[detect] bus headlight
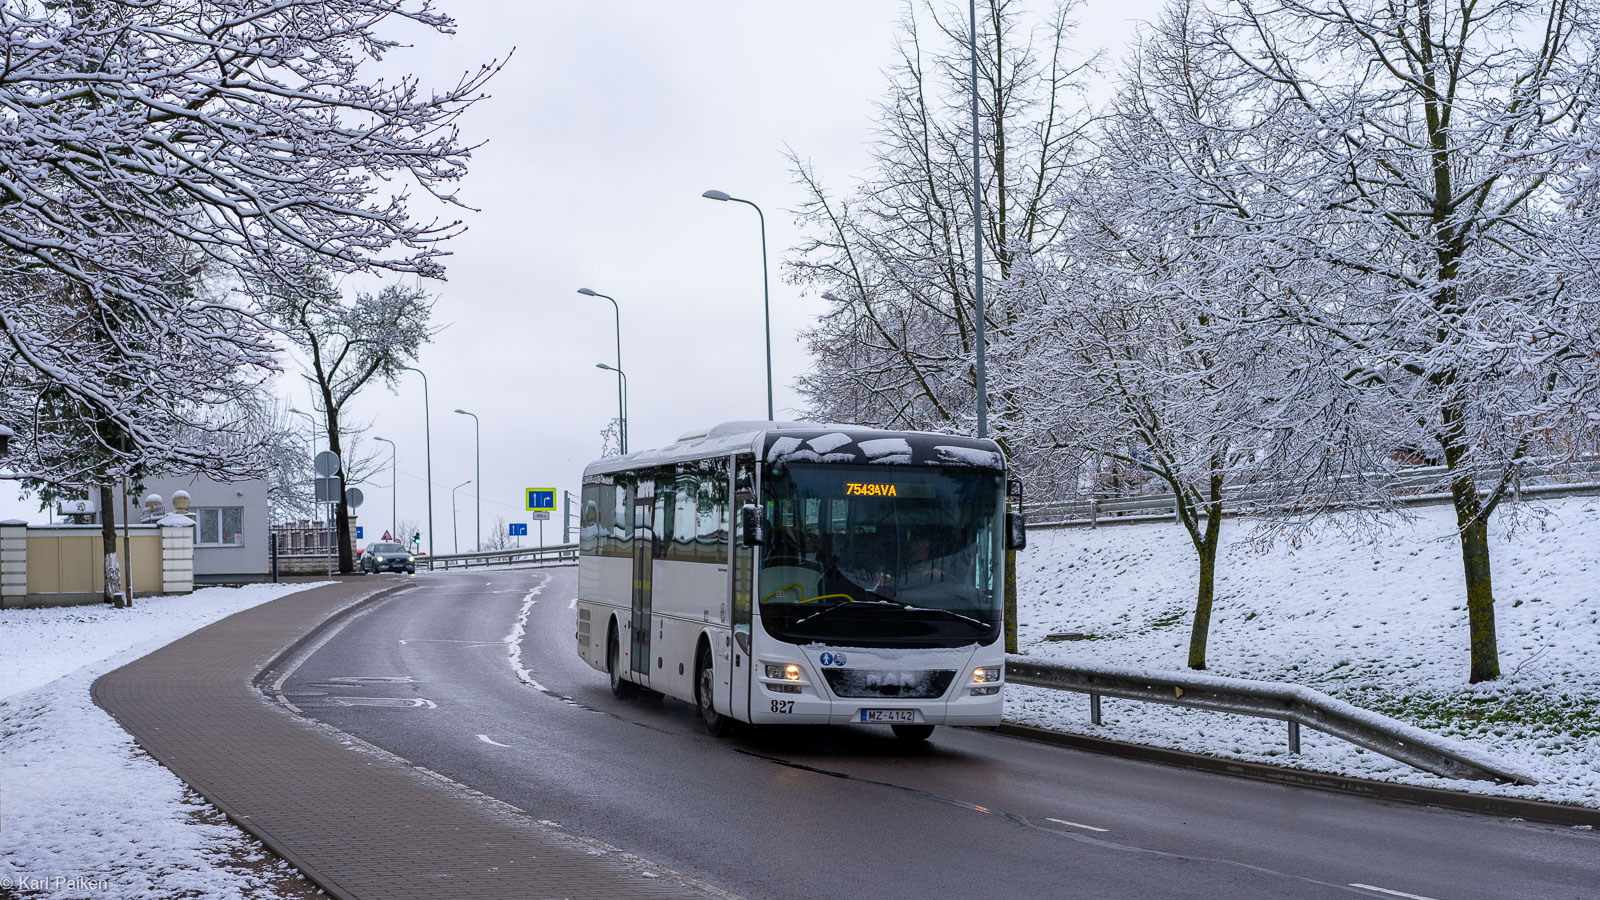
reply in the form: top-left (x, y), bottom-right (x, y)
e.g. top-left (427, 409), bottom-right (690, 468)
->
top-left (765, 663), bottom-right (803, 682)
top-left (971, 666), bottom-right (1001, 684)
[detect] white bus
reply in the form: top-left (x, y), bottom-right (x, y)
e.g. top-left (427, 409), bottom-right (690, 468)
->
top-left (575, 421), bottom-right (1024, 741)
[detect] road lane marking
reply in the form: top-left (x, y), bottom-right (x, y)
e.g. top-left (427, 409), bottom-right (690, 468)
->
top-left (1349, 885), bottom-right (1441, 900)
top-left (398, 639), bottom-right (500, 646)
top-left (569, 597), bottom-right (577, 609)
top-left (1045, 817), bottom-right (1108, 833)
top-left (476, 734), bottom-right (511, 748)
top-left (328, 696), bottom-right (437, 709)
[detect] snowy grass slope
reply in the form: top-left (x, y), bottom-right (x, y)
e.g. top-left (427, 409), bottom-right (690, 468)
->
top-left (1, 585), bottom-right (325, 898)
top-left (1007, 496), bottom-right (1600, 808)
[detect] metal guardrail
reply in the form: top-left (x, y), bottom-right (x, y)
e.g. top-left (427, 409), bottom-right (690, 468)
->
top-left (1005, 659), bottom-right (1537, 785)
top-left (1030, 458), bottom-right (1600, 527)
top-left (424, 544), bottom-right (579, 571)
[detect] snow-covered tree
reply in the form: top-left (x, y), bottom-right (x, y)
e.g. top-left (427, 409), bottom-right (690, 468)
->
top-left (787, 0), bottom-right (1095, 453)
top-left (1004, 1), bottom-right (1395, 669)
top-left (270, 274), bottom-right (434, 573)
top-left (0, 0), bottom-right (494, 492)
top-left (1195, 0), bottom-right (1600, 682)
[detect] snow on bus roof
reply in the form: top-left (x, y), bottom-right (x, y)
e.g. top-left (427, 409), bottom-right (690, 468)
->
top-left (584, 422), bottom-right (1005, 479)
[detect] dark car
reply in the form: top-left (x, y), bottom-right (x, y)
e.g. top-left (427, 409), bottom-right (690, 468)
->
top-left (360, 541), bottom-right (415, 574)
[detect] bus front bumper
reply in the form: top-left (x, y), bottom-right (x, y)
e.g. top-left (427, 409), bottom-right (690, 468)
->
top-left (749, 685), bottom-right (1004, 727)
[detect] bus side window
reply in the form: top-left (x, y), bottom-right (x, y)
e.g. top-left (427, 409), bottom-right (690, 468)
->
top-left (611, 475), bottom-right (634, 558)
top-left (674, 465), bottom-right (698, 561)
top-left (580, 483), bottom-right (600, 555)
top-left (594, 481), bottom-right (615, 556)
top-left (698, 458), bottom-right (728, 565)
top-left (654, 467), bottom-right (675, 554)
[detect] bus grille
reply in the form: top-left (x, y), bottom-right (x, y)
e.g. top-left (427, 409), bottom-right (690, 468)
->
top-left (822, 669), bottom-right (956, 699)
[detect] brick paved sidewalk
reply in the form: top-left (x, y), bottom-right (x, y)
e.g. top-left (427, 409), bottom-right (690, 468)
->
top-left (92, 578), bottom-right (723, 900)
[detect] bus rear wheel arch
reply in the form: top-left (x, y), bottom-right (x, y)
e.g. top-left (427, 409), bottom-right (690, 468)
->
top-left (607, 620), bottom-right (636, 700)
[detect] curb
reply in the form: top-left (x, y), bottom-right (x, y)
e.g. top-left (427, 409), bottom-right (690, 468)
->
top-left (240, 581), bottom-right (414, 900)
top-left (92, 580), bottom-right (413, 900)
top-left (993, 722), bottom-right (1600, 827)
top-left (251, 582), bottom-right (411, 692)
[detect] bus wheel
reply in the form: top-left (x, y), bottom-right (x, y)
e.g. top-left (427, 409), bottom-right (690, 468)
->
top-left (891, 724), bottom-right (934, 742)
top-left (696, 647), bottom-right (730, 737)
top-left (608, 630), bottom-right (636, 700)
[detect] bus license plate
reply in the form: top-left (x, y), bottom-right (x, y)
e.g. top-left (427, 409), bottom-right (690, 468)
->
top-left (861, 709), bottom-right (916, 724)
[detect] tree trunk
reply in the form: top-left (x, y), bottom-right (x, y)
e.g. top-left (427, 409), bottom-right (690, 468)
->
top-left (324, 398), bottom-right (355, 574)
top-left (1004, 546), bottom-right (1018, 653)
top-left (1453, 485), bottom-right (1500, 683)
top-left (98, 482), bottom-right (124, 607)
top-left (1186, 503), bottom-right (1223, 670)
top-left (1440, 401), bottom-right (1500, 683)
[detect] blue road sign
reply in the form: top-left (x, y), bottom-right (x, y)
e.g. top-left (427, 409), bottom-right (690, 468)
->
top-left (510, 523), bottom-right (528, 536)
top-left (525, 488), bottom-right (556, 512)
top-left (356, 526), bottom-right (363, 540)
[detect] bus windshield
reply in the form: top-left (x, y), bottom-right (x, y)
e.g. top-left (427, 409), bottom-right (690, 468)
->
top-left (759, 464), bottom-right (1003, 647)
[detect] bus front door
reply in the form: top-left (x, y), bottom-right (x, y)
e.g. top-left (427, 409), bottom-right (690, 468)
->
top-left (728, 458), bottom-right (755, 721)
top-left (630, 478), bottom-right (655, 684)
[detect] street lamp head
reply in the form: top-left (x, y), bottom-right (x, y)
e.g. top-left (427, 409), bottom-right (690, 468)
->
top-left (701, 189), bottom-right (731, 202)
top-left (577, 287), bottom-right (598, 296)
top-left (596, 362), bottom-right (612, 371)
top-left (453, 408), bottom-right (469, 415)
top-left (821, 291), bottom-right (841, 302)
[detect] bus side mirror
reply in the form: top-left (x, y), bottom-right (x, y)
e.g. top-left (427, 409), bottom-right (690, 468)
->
top-left (740, 504), bottom-right (764, 546)
top-left (1006, 511), bottom-right (1026, 551)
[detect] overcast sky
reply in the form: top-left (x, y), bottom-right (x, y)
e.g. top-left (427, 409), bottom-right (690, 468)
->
top-left (6, 0), bottom-right (1164, 550)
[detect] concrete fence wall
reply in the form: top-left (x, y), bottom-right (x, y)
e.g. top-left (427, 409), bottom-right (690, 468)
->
top-left (0, 519), bottom-right (195, 609)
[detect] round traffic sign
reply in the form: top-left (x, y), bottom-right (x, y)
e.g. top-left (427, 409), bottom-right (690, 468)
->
top-left (346, 487), bottom-right (364, 509)
top-left (314, 450), bottom-right (341, 477)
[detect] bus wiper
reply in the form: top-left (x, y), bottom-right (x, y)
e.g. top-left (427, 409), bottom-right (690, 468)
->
top-left (792, 598), bottom-right (896, 627)
top-left (889, 602), bottom-right (987, 629)
top-left (792, 596), bottom-right (986, 630)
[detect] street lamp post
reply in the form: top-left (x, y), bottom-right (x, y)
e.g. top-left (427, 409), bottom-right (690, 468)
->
top-left (400, 365), bottom-right (434, 560)
top-left (595, 364), bottom-right (628, 454)
top-left (374, 436), bottom-right (397, 541)
top-left (451, 479), bottom-right (472, 555)
top-left (576, 288), bottom-right (626, 453)
top-left (454, 409), bottom-right (480, 552)
top-left (968, 0), bottom-right (988, 439)
top-left (701, 189), bottom-right (774, 421)
top-left (288, 407), bottom-right (328, 570)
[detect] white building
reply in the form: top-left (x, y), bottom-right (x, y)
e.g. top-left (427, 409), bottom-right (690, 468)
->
top-left (116, 475), bottom-right (270, 583)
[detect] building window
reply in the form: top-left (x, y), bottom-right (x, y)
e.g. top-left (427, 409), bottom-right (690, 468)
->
top-left (195, 507), bottom-right (245, 547)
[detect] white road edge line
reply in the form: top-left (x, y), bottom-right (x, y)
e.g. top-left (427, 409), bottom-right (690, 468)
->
top-left (505, 574), bottom-right (554, 693)
top-left (568, 597), bottom-right (577, 609)
top-left (476, 734), bottom-right (511, 748)
top-left (1045, 817), bottom-right (1109, 833)
top-left (1349, 884), bottom-right (1442, 900)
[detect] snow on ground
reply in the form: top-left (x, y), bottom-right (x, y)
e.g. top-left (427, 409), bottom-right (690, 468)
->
top-left (0, 585), bottom-right (325, 898)
top-left (1007, 495), bottom-right (1600, 809)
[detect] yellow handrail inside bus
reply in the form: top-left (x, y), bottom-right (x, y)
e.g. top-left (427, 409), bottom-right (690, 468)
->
top-left (762, 582), bottom-right (804, 603)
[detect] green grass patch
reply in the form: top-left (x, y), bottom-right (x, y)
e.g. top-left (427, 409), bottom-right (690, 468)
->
top-left (1145, 609), bottom-right (1188, 630)
top-left (1341, 688), bottom-right (1600, 740)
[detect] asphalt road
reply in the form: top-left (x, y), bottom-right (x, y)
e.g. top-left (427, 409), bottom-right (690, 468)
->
top-left (277, 569), bottom-right (1600, 900)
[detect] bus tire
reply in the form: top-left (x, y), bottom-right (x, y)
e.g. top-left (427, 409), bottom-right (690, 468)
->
top-left (696, 644), bottom-right (730, 737)
top-left (891, 724), bottom-right (935, 742)
top-left (608, 626), bottom-right (636, 700)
